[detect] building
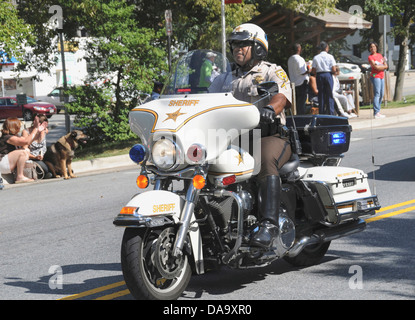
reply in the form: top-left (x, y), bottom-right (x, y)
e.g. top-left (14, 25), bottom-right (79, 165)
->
top-left (0, 37), bottom-right (89, 99)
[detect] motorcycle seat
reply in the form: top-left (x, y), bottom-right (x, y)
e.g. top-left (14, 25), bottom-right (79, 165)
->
top-left (279, 153), bottom-right (300, 182)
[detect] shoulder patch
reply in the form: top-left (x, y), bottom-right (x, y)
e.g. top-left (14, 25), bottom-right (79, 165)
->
top-left (275, 69), bottom-right (289, 88)
top-left (276, 69), bottom-right (289, 82)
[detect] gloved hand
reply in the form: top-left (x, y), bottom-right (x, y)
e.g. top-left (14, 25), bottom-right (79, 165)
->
top-left (260, 105), bottom-right (276, 123)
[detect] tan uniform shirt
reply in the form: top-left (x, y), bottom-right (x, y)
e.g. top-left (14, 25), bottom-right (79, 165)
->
top-left (232, 61), bottom-right (292, 125)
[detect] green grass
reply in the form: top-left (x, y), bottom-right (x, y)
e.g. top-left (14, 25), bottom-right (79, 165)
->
top-left (73, 139), bottom-right (137, 162)
top-left (360, 94), bottom-right (415, 109)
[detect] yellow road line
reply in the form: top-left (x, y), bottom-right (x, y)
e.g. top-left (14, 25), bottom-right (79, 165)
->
top-left (94, 289), bottom-right (131, 300)
top-left (375, 199), bottom-right (415, 214)
top-left (366, 205), bottom-right (415, 223)
top-left (60, 199), bottom-right (415, 300)
top-left (58, 280), bottom-right (126, 300)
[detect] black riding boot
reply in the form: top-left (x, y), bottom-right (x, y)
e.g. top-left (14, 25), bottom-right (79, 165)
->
top-left (251, 175), bottom-right (281, 248)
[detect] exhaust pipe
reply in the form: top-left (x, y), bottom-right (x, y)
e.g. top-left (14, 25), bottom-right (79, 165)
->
top-left (287, 219), bottom-right (366, 257)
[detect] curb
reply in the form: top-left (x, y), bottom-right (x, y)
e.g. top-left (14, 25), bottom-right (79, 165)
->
top-left (1, 154), bottom-right (137, 187)
top-left (350, 111), bottom-right (415, 130)
top-left (71, 154), bottom-right (135, 174)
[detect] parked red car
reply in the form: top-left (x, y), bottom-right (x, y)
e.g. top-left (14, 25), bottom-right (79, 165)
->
top-left (0, 96), bottom-right (57, 121)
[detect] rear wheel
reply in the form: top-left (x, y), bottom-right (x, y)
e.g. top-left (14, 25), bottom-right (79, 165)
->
top-left (121, 227), bottom-right (192, 300)
top-left (284, 241), bottom-right (331, 267)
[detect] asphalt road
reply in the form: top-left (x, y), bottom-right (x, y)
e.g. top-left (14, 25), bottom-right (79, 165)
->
top-left (0, 120), bottom-right (414, 301)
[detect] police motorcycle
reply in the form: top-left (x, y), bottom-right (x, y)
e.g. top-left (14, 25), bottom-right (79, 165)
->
top-left (113, 50), bottom-right (380, 300)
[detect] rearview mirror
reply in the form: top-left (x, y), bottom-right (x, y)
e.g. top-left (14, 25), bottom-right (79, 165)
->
top-left (257, 81), bottom-right (279, 96)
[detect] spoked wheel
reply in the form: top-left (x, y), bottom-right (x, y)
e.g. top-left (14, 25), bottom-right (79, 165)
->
top-left (121, 227), bottom-right (192, 300)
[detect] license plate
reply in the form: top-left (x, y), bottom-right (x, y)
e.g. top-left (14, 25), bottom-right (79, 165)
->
top-left (342, 178), bottom-right (356, 188)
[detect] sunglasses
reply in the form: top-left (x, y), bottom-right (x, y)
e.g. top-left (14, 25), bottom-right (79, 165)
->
top-left (230, 40), bottom-right (253, 50)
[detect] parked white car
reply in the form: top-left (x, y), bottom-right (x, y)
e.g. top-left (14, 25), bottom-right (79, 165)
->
top-left (36, 87), bottom-right (74, 111)
top-left (337, 63), bottom-right (361, 81)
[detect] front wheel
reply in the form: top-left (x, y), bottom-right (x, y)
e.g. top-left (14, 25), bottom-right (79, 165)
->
top-left (121, 227), bottom-right (192, 300)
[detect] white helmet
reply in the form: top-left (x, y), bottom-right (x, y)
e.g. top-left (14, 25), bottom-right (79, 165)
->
top-left (227, 23), bottom-right (268, 60)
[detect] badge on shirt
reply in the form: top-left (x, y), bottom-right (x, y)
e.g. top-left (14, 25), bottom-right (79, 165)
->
top-left (253, 75), bottom-right (264, 85)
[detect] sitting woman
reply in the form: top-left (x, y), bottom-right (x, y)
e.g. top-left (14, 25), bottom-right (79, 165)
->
top-left (22, 114), bottom-right (52, 179)
top-left (332, 66), bottom-right (358, 118)
top-left (0, 117), bottom-right (46, 184)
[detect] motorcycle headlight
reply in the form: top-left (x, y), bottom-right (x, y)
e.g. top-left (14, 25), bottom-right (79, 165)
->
top-left (151, 138), bottom-right (177, 170)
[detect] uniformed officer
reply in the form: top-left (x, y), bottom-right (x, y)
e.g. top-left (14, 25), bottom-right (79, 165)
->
top-left (311, 41), bottom-right (337, 115)
top-left (227, 23), bottom-right (292, 248)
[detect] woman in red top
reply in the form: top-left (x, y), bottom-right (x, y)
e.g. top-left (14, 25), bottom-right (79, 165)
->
top-left (368, 42), bottom-right (388, 118)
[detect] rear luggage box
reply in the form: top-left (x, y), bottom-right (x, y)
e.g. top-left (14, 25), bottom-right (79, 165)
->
top-left (286, 115), bottom-right (352, 156)
top-left (302, 166), bottom-right (380, 224)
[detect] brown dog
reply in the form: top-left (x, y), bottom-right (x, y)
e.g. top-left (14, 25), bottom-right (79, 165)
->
top-left (44, 130), bottom-right (88, 179)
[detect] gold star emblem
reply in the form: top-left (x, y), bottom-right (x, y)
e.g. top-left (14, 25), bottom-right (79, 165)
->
top-left (163, 108), bottom-right (186, 122)
top-left (235, 153), bottom-right (244, 165)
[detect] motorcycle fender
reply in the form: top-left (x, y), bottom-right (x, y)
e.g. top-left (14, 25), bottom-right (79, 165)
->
top-left (125, 190), bottom-right (183, 221)
top-left (114, 190), bottom-right (204, 274)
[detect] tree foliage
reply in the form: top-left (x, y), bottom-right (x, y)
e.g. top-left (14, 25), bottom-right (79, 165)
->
top-left (338, 0), bottom-right (415, 101)
top-left (16, 0), bottom-right (167, 143)
top-left (67, 1), bottom-right (167, 143)
top-left (0, 1), bottom-right (35, 67)
top-left (13, 0), bottom-right (341, 142)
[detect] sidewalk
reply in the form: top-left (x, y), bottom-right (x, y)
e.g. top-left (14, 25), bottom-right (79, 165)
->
top-left (349, 104), bottom-right (415, 130)
top-left (2, 104), bottom-right (415, 188)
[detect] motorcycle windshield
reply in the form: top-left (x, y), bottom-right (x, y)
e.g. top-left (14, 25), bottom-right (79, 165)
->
top-left (162, 50), bottom-right (233, 95)
top-left (129, 49), bottom-right (259, 164)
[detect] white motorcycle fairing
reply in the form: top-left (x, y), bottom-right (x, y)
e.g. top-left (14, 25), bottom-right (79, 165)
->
top-left (129, 92), bottom-right (259, 168)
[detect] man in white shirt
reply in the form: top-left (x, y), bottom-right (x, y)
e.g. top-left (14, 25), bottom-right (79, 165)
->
top-left (287, 43), bottom-right (309, 114)
top-left (311, 41), bottom-right (337, 115)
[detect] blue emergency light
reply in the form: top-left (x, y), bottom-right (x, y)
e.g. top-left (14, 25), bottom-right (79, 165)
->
top-left (129, 144), bottom-right (148, 163)
top-left (329, 131), bottom-right (346, 146)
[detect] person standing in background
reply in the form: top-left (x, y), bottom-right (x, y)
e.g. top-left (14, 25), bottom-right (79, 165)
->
top-left (311, 41), bottom-right (337, 115)
top-left (368, 42), bottom-right (388, 119)
top-left (199, 52), bottom-right (217, 88)
top-left (287, 43), bottom-right (309, 115)
top-left (151, 81), bottom-right (163, 100)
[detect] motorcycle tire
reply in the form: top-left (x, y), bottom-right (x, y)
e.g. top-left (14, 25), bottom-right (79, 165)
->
top-left (283, 241), bottom-right (331, 267)
top-left (121, 227), bottom-right (192, 300)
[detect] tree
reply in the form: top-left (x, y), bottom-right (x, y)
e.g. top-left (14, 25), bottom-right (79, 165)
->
top-left (361, 0), bottom-right (415, 101)
top-left (67, 1), bottom-right (167, 143)
top-left (338, 0), bottom-right (415, 102)
top-left (14, 0), bottom-right (340, 142)
top-left (16, 0), bottom-right (167, 143)
top-left (0, 1), bottom-right (35, 69)
top-left (129, 0), bottom-right (338, 55)
top-left (389, 1), bottom-right (415, 101)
